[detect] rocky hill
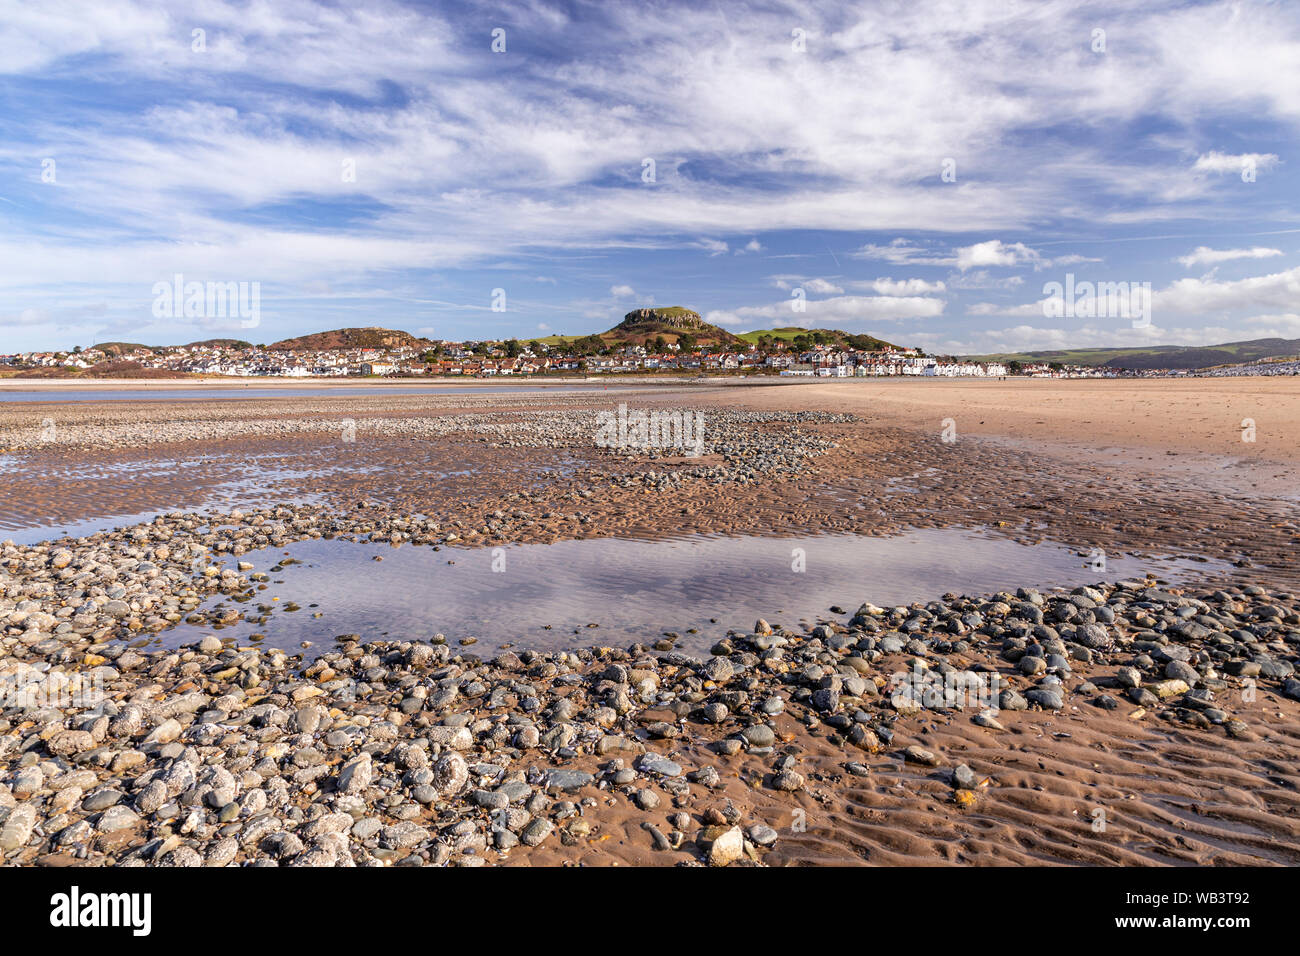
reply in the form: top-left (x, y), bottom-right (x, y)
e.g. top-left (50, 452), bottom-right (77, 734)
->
top-left (604, 307), bottom-right (741, 347)
top-left (267, 327), bottom-right (429, 352)
top-left (184, 338), bottom-right (254, 350)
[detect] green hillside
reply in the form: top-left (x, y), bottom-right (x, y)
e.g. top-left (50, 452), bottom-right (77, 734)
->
top-left (964, 337), bottom-right (1300, 370)
top-left (737, 328), bottom-right (900, 351)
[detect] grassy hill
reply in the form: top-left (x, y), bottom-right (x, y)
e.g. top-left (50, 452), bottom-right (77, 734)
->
top-left (964, 337), bottom-right (1300, 370)
top-left (737, 327), bottom-right (901, 351)
top-left (528, 322), bottom-right (901, 352)
top-left (12, 360), bottom-right (188, 379)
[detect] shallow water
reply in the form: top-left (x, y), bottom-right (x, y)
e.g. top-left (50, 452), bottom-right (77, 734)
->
top-left (156, 529), bottom-right (1233, 657)
top-left (0, 383), bottom-right (652, 403)
top-left (0, 448), bottom-right (581, 545)
top-left (0, 455), bottom-right (335, 544)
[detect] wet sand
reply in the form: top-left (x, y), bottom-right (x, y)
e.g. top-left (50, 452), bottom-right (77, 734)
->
top-left (732, 377), bottom-right (1300, 497)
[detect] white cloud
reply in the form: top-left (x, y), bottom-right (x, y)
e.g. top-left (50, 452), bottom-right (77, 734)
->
top-left (1176, 246), bottom-right (1284, 268)
top-left (1241, 313), bottom-right (1300, 336)
top-left (5, 0), bottom-right (1300, 348)
top-left (1155, 265), bottom-right (1300, 316)
top-left (856, 239), bottom-right (1078, 272)
top-left (705, 293), bottom-right (945, 330)
top-left (965, 264), bottom-right (1300, 323)
top-left (946, 270), bottom-right (1025, 290)
top-left (966, 301), bottom-right (1044, 318)
top-left (610, 284), bottom-right (636, 298)
top-left (1193, 151), bottom-right (1280, 175)
top-left (853, 277), bottom-right (947, 295)
top-left (803, 278), bottom-right (844, 295)
top-left (912, 323), bottom-right (1245, 355)
top-left (4, 307), bottom-right (55, 326)
top-left (852, 239), bottom-right (953, 266)
top-left (693, 239), bottom-right (729, 256)
top-left (955, 240), bottom-right (1043, 271)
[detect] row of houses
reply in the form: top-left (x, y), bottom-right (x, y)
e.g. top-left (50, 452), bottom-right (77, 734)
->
top-left (780, 356), bottom-right (1012, 377)
top-left (2, 341), bottom-right (1020, 378)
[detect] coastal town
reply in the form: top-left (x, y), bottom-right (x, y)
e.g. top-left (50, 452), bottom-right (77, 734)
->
top-left (9, 308), bottom-right (1297, 381)
top-left (3, 332), bottom-right (1087, 379)
top-left (8, 321), bottom-right (1297, 380)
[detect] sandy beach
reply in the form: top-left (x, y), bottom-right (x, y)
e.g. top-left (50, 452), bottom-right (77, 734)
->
top-left (1, 377), bottom-right (1298, 867)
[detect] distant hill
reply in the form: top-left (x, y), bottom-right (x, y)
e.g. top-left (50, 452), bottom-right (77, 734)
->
top-left (598, 307), bottom-right (742, 347)
top-left (185, 338), bottom-right (253, 350)
top-left (267, 327), bottom-right (430, 352)
top-left (964, 336), bottom-right (1300, 370)
top-left (91, 342), bottom-right (154, 358)
top-left (737, 327), bottom-right (901, 351)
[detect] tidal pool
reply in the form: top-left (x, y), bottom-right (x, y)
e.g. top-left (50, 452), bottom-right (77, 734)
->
top-left (157, 529), bottom-right (1231, 657)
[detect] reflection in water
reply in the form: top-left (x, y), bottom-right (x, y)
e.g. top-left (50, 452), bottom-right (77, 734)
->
top-left (158, 529), bottom-right (1230, 657)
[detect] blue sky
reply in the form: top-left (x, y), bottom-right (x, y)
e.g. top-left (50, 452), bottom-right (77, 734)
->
top-left (1, 0), bottom-right (1298, 354)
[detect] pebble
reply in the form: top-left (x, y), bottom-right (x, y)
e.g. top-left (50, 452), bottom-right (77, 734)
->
top-left (903, 745), bottom-right (940, 767)
top-left (0, 529), bottom-right (1292, 871)
top-left (707, 826), bottom-right (746, 866)
top-left (637, 753), bottom-right (683, 778)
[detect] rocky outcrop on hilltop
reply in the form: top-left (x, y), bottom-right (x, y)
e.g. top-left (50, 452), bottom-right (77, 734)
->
top-left (618, 307), bottom-right (705, 331)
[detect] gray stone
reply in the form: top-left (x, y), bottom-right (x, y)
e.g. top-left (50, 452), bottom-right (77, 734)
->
top-left (1026, 686), bottom-right (1064, 710)
top-left (0, 805), bottom-right (36, 851)
top-left (637, 753), bottom-right (683, 777)
top-left (96, 805), bottom-right (142, 833)
top-left (545, 769), bottom-right (594, 792)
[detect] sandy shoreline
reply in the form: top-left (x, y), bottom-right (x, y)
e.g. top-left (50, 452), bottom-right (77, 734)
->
top-left (1, 378), bottom-right (1298, 867)
top-left (0, 374), bottom-right (736, 393)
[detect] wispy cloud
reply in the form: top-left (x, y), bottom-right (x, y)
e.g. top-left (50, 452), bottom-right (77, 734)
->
top-left (2, 0), bottom-right (1298, 350)
top-left (1177, 246), bottom-right (1284, 268)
